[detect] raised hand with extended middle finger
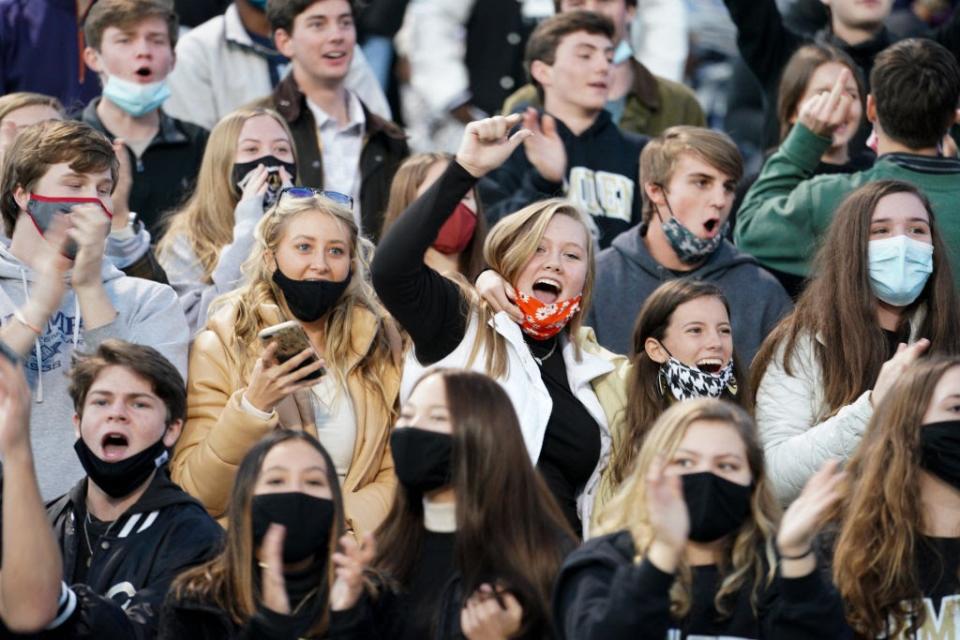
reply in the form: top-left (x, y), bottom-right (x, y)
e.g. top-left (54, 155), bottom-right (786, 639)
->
top-left (798, 68), bottom-right (856, 139)
top-left (455, 113), bottom-right (533, 178)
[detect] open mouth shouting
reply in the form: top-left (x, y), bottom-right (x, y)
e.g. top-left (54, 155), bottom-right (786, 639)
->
top-left (696, 358), bottom-right (725, 374)
top-left (702, 217), bottom-right (722, 237)
top-left (532, 278), bottom-right (562, 304)
top-left (101, 432), bottom-right (130, 460)
top-left (134, 65), bottom-right (155, 81)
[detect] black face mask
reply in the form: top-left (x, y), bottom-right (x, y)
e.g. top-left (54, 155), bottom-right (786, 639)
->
top-left (73, 436), bottom-right (170, 499)
top-left (252, 492), bottom-right (336, 564)
top-left (681, 471), bottom-right (753, 543)
top-left (272, 265), bottom-right (351, 322)
top-left (920, 420), bottom-right (960, 491)
top-left (390, 427), bottom-right (453, 494)
top-left (232, 155), bottom-right (297, 208)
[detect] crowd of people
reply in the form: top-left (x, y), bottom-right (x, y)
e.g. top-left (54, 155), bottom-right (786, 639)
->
top-left (0, 0), bottom-right (959, 637)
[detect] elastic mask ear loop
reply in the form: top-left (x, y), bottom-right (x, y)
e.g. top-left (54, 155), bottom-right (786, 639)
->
top-left (654, 339), bottom-right (673, 398)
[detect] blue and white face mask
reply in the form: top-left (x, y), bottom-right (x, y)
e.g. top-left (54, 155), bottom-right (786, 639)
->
top-left (613, 39), bottom-right (634, 65)
top-left (102, 74), bottom-right (171, 117)
top-left (868, 235), bottom-right (934, 307)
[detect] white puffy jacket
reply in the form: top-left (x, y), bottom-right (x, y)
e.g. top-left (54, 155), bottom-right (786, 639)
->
top-left (756, 315), bottom-right (923, 504)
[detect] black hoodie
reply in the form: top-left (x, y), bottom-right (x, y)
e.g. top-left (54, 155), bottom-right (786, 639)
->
top-left (0, 470), bottom-right (223, 640)
top-left (480, 110), bottom-right (647, 249)
top-left (553, 530), bottom-right (849, 640)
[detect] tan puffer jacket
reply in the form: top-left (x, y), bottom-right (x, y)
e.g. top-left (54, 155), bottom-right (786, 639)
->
top-left (171, 300), bottom-right (403, 536)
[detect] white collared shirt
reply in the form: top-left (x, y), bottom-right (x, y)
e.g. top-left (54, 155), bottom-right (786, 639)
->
top-left (305, 91), bottom-right (366, 230)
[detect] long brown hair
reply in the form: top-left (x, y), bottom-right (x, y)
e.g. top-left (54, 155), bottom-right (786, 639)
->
top-left (750, 180), bottom-right (960, 419)
top-left (776, 43), bottom-right (864, 142)
top-left (372, 369), bottom-right (575, 637)
top-left (832, 356), bottom-right (960, 638)
top-left (380, 153), bottom-right (488, 282)
top-left (605, 280), bottom-right (751, 496)
top-left (157, 108), bottom-right (297, 277)
top-left (594, 399), bottom-right (780, 619)
top-left (170, 431), bottom-right (346, 636)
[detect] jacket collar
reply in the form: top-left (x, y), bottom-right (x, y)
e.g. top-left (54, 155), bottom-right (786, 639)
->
top-left (81, 97), bottom-right (188, 145)
top-left (629, 59), bottom-right (661, 112)
top-left (490, 311), bottom-right (615, 385)
top-left (272, 73), bottom-right (406, 141)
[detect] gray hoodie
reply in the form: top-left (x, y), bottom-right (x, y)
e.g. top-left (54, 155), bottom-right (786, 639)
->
top-left (0, 245), bottom-right (189, 498)
top-left (584, 226), bottom-right (792, 365)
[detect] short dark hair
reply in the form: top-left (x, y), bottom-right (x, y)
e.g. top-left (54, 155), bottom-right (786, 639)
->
top-left (266, 0), bottom-right (357, 34)
top-left (553, 0), bottom-right (637, 11)
top-left (0, 120), bottom-right (118, 237)
top-left (870, 38), bottom-right (960, 149)
top-left (84, 0), bottom-right (179, 51)
top-left (69, 340), bottom-right (186, 426)
top-left (525, 11), bottom-right (616, 102)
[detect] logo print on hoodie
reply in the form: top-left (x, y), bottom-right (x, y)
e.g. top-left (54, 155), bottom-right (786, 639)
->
top-left (19, 310), bottom-right (84, 383)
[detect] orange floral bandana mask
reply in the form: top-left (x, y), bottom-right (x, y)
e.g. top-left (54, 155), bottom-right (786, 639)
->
top-left (514, 289), bottom-right (582, 339)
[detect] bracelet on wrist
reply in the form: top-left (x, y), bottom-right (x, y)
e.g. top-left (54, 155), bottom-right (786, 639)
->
top-left (13, 309), bottom-right (42, 335)
top-left (779, 547), bottom-right (813, 561)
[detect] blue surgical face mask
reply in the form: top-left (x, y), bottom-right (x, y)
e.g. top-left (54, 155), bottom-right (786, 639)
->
top-left (613, 39), bottom-right (633, 65)
top-left (868, 235), bottom-right (934, 307)
top-left (102, 74), bottom-right (171, 117)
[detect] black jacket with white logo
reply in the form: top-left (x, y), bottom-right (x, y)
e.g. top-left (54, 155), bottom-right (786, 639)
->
top-left (0, 470), bottom-right (222, 639)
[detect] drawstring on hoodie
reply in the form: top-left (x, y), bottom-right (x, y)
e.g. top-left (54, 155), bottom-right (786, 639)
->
top-left (17, 267), bottom-right (83, 404)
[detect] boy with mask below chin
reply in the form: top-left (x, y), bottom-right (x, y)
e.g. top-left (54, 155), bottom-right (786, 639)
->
top-left (582, 126), bottom-right (791, 364)
top-left (0, 340), bottom-right (222, 639)
top-left (80, 0), bottom-right (208, 243)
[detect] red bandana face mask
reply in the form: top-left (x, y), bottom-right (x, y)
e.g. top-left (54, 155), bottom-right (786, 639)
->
top-left (514, 288), bottom-right (582, 339)
top-left (432, 201), bottom-right (477, 254)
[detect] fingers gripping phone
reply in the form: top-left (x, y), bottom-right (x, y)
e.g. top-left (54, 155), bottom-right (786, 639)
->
top-left (257, 321), bottom-right (326, 381)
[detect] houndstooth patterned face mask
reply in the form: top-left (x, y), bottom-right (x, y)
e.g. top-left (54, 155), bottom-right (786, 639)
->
top-left (660, 356), bottom-right (737, 402)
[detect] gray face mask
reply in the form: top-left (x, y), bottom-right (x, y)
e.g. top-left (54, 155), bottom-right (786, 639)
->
top-left (26, 194), bottom-right (112, 259)
top-left (654, 187), bottom-right (726, 265)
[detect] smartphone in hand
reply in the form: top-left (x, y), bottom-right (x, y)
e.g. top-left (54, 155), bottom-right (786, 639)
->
top-left (257, 320), bottom-right (326, 381)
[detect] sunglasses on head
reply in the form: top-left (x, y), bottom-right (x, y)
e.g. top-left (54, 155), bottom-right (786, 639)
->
top-left (278, 187), bottom-right (354, 209)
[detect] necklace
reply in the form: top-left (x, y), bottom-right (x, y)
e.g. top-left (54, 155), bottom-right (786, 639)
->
top-left (531, 338), bottom-right (558, 366)
top-left (82, 512), bottom-right (95, 567)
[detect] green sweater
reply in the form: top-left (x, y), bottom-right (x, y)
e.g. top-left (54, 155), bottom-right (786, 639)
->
top-left (734, 123), bottom-right (960, 282)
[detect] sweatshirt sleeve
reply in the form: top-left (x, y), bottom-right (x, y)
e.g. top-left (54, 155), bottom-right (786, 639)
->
top-left (84, 282), bottom-right (189, 378)
top-left (370, 161), bottom-right (473, 364)
top-left (762, 566), bottom-right (850, 639)
top-left (554, 555), bottom-right (675, 640)
top-left (733, 123), bottom-right (835, 277)
top-left (721, 0), bottom-right (806, 94)
top-left (755, 336), bottom-right (874, 503)
top-left (159, 197), bottom-right (263, 335)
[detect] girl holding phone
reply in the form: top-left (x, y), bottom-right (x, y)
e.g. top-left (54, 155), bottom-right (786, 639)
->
top-left (171, 192), bottom-right (403, 537)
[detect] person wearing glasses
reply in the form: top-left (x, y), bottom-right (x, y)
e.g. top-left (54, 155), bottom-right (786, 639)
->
top-left (157, 107), bottom-right (299, 334)
top-left (170, 190), bottom-right (404, 537)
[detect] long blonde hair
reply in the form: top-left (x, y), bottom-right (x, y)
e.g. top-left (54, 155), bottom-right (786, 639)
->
top-left (157, 108), bottom-right (297, 278)
top-left (593, 398), bottom-right (780, 619)
top-left (209, 194), bottom-right (398, 412)
top-left (463, 198), bottom-right (595, 379)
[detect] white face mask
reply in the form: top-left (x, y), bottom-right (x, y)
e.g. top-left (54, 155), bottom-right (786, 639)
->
top-left (102, 74), bottom-right (170, 117)
top-left (868, 235), bottom-right (934, 307)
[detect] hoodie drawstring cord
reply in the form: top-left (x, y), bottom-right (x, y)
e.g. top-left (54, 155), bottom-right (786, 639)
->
top-left (19, 268), bottom-right (43, 403)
